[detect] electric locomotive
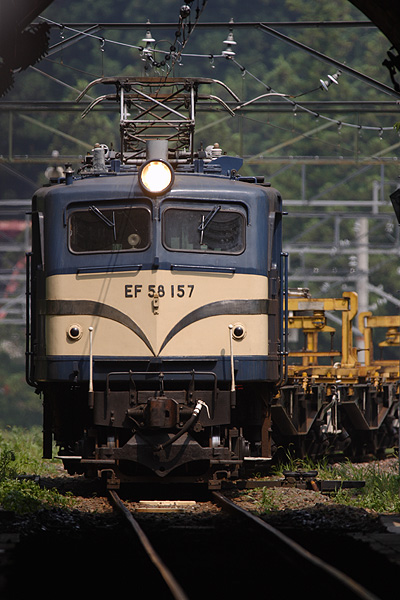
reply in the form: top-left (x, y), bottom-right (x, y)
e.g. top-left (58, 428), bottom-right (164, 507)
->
top-left (26, 77), bottom-right (285, 488)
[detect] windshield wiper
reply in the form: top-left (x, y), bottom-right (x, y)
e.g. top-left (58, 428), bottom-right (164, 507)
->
top-left (198, 205), bottom-right (221, 244)
top-left (89, 205), bottom-right (116, 241)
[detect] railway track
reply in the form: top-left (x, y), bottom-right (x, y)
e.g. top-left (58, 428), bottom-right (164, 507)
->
top-left (1, 480), bottom-right (397, 599)
top-left (212, 492), bottom-right (381, 600)
top-left (108, 490), bottom-right (189, 600)
top-left (108, 490), bottom-right (382, 600)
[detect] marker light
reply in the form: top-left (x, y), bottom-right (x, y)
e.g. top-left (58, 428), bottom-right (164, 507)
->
top-left (232, 323), bottom-right (246, 340)
top-left (67, 324), bottom-right (82, 341)
top-left (139, 159), bottom-right (174, 195)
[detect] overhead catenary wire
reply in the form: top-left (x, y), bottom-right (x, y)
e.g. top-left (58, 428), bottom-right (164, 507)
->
top-left (230, 58), bottom-right (397, 133)
top-left (36, 15), bottom-right (399, 135)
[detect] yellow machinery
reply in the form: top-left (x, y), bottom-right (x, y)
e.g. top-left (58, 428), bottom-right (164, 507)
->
top-left (271, 291), bottom-right (399, 458)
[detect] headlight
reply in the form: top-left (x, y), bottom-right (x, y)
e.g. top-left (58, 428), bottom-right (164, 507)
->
top-left (138, 159), bottom-right (174, 195)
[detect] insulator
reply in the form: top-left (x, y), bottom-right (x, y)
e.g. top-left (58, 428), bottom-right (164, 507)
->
top-left (222, 30), bottom-right (237, 58)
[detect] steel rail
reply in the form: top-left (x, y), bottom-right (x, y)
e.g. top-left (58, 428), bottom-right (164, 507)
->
top-left (212, 492), bottom-right (380, 600)
top-left (108, 490), bottom-right (189, 600)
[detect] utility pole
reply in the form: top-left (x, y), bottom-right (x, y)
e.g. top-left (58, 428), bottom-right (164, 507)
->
top-left (355, 217), bottom-right (369, 363)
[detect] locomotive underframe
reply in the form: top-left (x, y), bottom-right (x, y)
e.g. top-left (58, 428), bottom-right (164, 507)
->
top-left (44, 369), bottom-right (274, 488)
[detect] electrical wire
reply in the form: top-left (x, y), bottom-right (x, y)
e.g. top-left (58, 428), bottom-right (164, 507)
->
top-left (37, 15), bottom-right (399, 135)
top-left (230, 58), bottom-right (396, 133)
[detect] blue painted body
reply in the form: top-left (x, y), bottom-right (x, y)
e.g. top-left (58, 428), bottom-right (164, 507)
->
top-left (30, 169), bottom-right (283, 386)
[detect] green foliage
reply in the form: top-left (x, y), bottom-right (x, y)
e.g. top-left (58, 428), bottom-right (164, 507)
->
top-left (0, 448), bottom-right (18, 481)
top-left (332, 461), bottom-right (400, 513)
top-left (0, 352), bottom-right (42, 429)
top-left (0, 478), bottom-right (72, 514)
top-left (259, 488), bottom-right (281, 513)
top-left (0, 427), bottom-right (72, 514)
top-left (0, 427), bottom-right (58, 476)
top-left (270, 453), bottom-right (400, 514)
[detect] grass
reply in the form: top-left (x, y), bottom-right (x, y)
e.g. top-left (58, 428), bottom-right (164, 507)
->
top-left (0, 426), bottom-right (59, 477)
top-left (1, 428), bottom-right (399, 514)
top-left (0, 426), bottom-right (73, 514)
top-left (332, 462), bottom-right (400, 513)
top-left (258, 488), bottom-right (282, 513)
top-left (268, 451), bottom-right (400, 514)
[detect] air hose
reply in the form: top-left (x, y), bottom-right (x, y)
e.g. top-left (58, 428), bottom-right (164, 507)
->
top-left (156, 399), bottom-right (209, 452)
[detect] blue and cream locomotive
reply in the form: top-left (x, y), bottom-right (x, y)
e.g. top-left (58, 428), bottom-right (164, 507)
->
top-left (26, 77), bottom-right (285, 487)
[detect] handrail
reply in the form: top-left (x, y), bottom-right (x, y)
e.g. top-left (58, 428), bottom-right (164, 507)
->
top-left (25, 252), bottom-right (34, 387)
top-left (279, 251), bottom-right (289, 386)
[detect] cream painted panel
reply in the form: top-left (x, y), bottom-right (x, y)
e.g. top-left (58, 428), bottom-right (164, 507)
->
top-left (46, 271), bottom-right (270, 357)
top-left (46, 314), bottom-right (268, 357)
top-left (46, 315), bottom-right (154, 357)
top-left (160, 315), bottom-right (268, 357)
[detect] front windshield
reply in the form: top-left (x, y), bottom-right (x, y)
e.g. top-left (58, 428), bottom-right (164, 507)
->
top-left (69, 205), bottom-right (151, 253)
top-left (163, 206), bottom-right (245, 254)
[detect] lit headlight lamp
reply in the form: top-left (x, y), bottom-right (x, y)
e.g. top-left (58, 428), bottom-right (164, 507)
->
top-left (138, 159), bottom-right (174, 195)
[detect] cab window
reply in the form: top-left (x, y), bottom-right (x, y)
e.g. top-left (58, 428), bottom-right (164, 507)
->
top-left (69, 205), bottom-right (151, 253)
top-left (163, 206), bottom-right (245, 254)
